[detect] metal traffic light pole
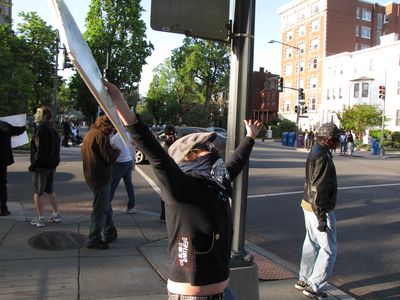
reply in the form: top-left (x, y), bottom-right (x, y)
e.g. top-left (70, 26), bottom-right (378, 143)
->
top-left (226, 0), bottom-right (259, 298)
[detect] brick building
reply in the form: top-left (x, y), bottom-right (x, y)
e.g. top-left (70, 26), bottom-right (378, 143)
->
top-left (277, 0), bottom-right (400, 130)
top-left (251, 67), bottom-right (280, 123)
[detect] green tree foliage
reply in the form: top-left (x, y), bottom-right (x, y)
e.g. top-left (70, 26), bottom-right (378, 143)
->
top-left (0, 23), bottom-right (35, 116)
top-left (16, 12), bottom-right (58, 113)
top-left (146, 38), bottom-right (230, 125)
top-left (336, 104), bottom-right (382, 139)
top-left (71, 0), bottom-right (153, 121)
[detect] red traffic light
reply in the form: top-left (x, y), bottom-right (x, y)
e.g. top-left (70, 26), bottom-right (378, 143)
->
top-left (379, 85), bottom-right (385, 100)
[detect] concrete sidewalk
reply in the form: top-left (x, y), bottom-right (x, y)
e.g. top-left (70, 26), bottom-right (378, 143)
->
top-left (0, 147), bottom-right (355, 300)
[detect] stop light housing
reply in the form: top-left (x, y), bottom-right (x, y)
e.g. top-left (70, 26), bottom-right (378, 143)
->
top-left (379, 85), bottom-right (385, 100)
top-left (278, 77), bottom-right (284, 92)
top-left (295, 105), bottom-right (298, 113)
top-left (303, 106), bottom-right (308, 113)
top-left (298, 88), bottom-right (305, 100)
top-left (63, 50), bottom-right (73, 69)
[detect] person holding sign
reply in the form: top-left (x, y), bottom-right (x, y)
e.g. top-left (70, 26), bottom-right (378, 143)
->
top-left (103, 80), bottom-right (261, 300)
top-left (0, 120), bottom-right (26, 216)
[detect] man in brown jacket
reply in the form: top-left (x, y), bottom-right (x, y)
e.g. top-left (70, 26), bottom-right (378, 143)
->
top-left (81, 115), bottom-right (120, 250)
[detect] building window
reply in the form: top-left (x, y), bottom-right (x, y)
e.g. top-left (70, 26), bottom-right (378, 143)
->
top-left (299, 25), bottom-right (306, 37)
top-left (362, 82), bottom-right (369, 97)
top-left (397, 110), bottom-right (400, 126)
top-left (286, 48), bottom-right (293, 58)
top-left (310, 77), bottom-right (317, 88)
top-left (299, 61), bottom-right (305, 72)
top-left (298, 43), bottom-right (305, 54)
top-left (361, 26), bottom-right (371, 39)
top-left (362, 10), bottom-right (372, 21)
top-left (310, 57), bottom-right (318, 69)
top-left (397, 81), bottom-right (400, 94)
top-left (285, 64), bottom-right (292, 75)
top-left (384, 14), bottom-right (389, 24)
top-left (354, 83), bottom-right (360, 98)
top-left (327, 89), bottom-right (330, 100)
top-left (311, 39), bottom-right (319, 51)
top-left (369, 59), bottom-right (374, 71)
top-left (355, 26), bottom-right (359, 37)
top-left (310, 97), bottom-right (316, 110)
top-left (312, 19), bottom-right (319, 31)
top-left (298, 8), bottom-right (306, 20)
top-left (286, 31), bottom-right (293, 41)
top-left (332, 89), bottom-right (336, 99)
top-left (339, 87), bottom-right (343, 99)
top-left (356, 7), bottom-right (360, 19)
top-left (311, 2), bottom-right (319, 14)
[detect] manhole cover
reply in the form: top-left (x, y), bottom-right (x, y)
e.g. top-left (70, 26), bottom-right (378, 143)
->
top-left (28, 231), bottom-right (86, 251)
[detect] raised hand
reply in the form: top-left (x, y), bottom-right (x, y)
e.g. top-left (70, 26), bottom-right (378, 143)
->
top-left (244, 119), bottom-right (262, 139)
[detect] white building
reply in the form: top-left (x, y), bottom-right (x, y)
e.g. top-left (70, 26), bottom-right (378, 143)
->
top-left (321, 33), bottom-right (400, 132)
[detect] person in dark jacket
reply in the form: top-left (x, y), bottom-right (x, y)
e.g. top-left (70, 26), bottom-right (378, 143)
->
top-left (29, 106), bottom-right (62, 227)
top-left (0, 120), bottom-right (26, 216)
top-left (81, 115), bottom-right (121, 250)
top-left (295, 123), bottom-right (340, 299)
top-left (103, 80), bottom-right (261, 300)
top-left (159, 123), bottom-right (176, 223)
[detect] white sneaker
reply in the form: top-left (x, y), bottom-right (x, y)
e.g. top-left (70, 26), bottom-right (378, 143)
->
top-left (31, 217), bottom-right (45, 227)
top-left (122, 207), bottom-right (137, 214)
top-left (47, 212), bottom-right (62, 223)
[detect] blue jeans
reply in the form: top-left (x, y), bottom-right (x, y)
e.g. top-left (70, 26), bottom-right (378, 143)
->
top-left (224, 287), bottom-right (237, 300)
top-left (299, 209), bottom-right (337, 293)
top-left (110, 160), bottom-right (135, 209)
top-left (89, 183), bottom-right (115, 243)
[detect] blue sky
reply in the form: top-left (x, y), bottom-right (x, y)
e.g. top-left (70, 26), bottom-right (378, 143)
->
top-left (11, 0), bottom-right (389, 95)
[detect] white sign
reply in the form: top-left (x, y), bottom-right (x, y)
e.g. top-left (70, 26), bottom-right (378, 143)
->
top-left (0, 114), bottom-right (29, 148)
top-left (48, 0), bottom-right (130, 145)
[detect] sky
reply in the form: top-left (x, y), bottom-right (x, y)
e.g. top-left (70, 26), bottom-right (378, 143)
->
top-left (11, 0), bottom-right (389, 95)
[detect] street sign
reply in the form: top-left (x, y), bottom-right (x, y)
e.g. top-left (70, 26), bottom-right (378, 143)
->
top-left (151, 0), bottom-right (230, 42)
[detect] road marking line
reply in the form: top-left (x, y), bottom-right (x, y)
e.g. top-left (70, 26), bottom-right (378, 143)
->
top-left (248, 183), bottom-right (400, 199)
top-left (136, 166), bottom-right (161, 196)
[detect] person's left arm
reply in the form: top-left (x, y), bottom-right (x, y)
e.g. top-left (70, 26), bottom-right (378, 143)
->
top-left (225, 120), bottom-right (261, 179)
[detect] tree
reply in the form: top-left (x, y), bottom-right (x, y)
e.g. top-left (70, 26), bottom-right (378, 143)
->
top-left (171, 37), bottom-right (230, 111)
top-left (0, 23), bottom-right (35, 116)
top-left (336, 104), bottom-right (382, 139)
top-left (16, 12), bottom-right (58, 113)
top-left (71, 0), bottom-right (153, 121)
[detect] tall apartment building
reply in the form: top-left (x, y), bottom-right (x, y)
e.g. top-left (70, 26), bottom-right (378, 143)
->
top-left (0, 0), bottom-right (12, 24)
top-left (277, 0), bottom-right (400, 130)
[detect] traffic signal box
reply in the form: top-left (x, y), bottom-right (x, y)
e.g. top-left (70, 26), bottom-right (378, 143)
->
top-left (298, 88), bottom-right (305, 100)
top-left (63, 50), bottom-right (73, 69)
top-left (278, 77), bottom-right (284, 92)
top-left (379, 85), bottom-right (385, 100)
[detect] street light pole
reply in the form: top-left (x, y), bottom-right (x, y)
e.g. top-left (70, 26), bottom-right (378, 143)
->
top-left (268, 39), bottom-right (301, 139)
top-left (53, 30), bottom-right (60, 124)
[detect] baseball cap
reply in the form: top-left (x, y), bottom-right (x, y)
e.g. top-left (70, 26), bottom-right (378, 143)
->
top-left (168, 132), bottom-right (217, 163)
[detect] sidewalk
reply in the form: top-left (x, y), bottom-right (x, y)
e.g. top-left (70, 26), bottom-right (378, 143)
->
top-left (0, 147), bottom-right (355, 300)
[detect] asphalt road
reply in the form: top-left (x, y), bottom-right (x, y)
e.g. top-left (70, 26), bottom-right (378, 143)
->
top-left (137, 142), bottom-right (399, 299)
top-left (244, 142), bottom-right (400, 300)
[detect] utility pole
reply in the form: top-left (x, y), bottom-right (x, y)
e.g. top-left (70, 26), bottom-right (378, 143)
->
top-left (52, 30), bottom-right (60, 123)
top-left (226, 0), bottom-right (259, 299)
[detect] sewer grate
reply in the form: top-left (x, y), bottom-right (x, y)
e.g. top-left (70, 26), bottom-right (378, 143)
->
top-left (248, 249), bottom-right (296, 281)
top-left (28, 231), bottom-right (86, 251)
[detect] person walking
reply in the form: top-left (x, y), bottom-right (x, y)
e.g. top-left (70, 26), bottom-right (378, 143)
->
top-left (345, 131), bottom-right (354, 156)
top-left (159, 123), bottom-right (176, 223)
top-left (62, 118), bottom-right (72, 147)
top-left (295, 123), bottom-right (340, 299)
top-left (0, 120), bottom-right (26, 216)
top-left (110, 130), bottom-right (137, 214)
top-left (29, 106), bottom-right (62, 227)
top-left (104, 80), bottom-right (261, 300)
top-left (81, 115), bottom-right (121, 250)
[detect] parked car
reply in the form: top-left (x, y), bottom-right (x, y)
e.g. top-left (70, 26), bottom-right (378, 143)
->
top-left (206, 126), bottom-right (227, 138)
top-left (135, 126), bottom-right (227, 164)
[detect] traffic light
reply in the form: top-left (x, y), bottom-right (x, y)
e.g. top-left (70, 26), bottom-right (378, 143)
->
top-left (379, 85), bottom-right (385, 100)
top-left (298, 88), bottom-right (305, 100)
top-left (295, 105), bottom-right (298, 113)
top-left (63, 49), bottom-right (73, 69)
top-left (278, 77), bottom-right (284, 92)
top-left (303, 106), bottom-right (308, 114)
